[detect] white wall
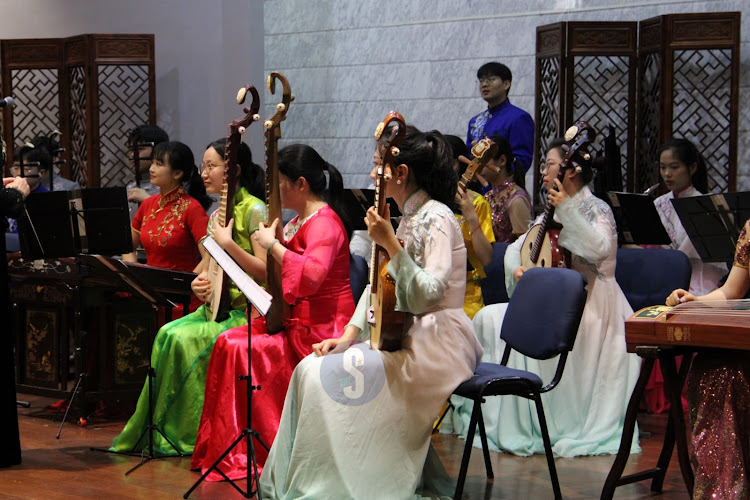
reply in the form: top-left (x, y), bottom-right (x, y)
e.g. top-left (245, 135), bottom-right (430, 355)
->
top-left (264, 0), bottom-right (750, 190)
top-left (0, 0), bottom-right (265, 162)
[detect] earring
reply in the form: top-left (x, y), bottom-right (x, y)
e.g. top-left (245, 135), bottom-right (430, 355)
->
top-left (396, 180), bottom-right (402, 185)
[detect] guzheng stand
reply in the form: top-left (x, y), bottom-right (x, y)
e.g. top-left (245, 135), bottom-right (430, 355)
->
top-left (601, 346), bottom-right (695, 499)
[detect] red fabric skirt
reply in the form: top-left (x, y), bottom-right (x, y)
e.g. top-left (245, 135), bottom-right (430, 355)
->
top-left (190, 315), bottom-right (327, 481)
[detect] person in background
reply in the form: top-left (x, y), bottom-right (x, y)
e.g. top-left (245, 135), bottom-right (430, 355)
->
top-left (665, 218), bottom-right (750, 500)
top-left (481, 134), bottom-right (532, 243)
top-left (125, 124), bottom-right (169, 220)
top-left (445, 134), bottom-right (495, 319)
top-left (30, 134), bottom-right (81, 191)
top-left (466, 62), bottom-right (534, 172)
top-left (644, 138), bottom-right (728, 414)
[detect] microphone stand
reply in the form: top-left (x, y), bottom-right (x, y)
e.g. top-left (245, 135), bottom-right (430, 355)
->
top-left (184, 301), bottom-right (269, 499)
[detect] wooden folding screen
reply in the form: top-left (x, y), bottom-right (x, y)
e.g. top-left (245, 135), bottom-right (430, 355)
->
top-left (1, 34), bottom-right (155, 187)
top-left (636, 12), bottom-right (740, 194)
top-left (535, 22), bottom-right (638, 205)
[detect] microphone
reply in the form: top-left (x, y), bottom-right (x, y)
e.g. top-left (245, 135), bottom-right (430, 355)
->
top-left (0, 96), bottom-right (15, 108)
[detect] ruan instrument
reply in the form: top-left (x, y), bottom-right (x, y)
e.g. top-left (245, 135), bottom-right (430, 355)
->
top-left (520, 121), bottom-right (596, 269)
top-left (458, 137), bottom-right (498, 191)
top-left (625, 299), bottom-right (750, 353)
top-left (263, 72), bottom-right (294, 334)
top-left (205, 84), bottom-right (261, 322)
top-left (369, 111), bottom-right (406, 352)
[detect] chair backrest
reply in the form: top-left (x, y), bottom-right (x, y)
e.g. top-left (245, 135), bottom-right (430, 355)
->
top-left (480, 242), bottom-right (510, 304)
top-left (615, 248), bottom-right (691, 312)
top-left (500, 267), bottom-right (587, 360)
top-left (349, 253), bottom-right (369, 302)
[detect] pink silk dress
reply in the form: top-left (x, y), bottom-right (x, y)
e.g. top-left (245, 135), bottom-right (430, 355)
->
top-left (190, 205), bottom-right (355, 481)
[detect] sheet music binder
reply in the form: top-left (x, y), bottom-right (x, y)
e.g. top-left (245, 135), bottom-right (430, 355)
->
top-left (607, 191), bottom-right (671, 245)
top-left (18, 187), bottom-right (132, 259)
top-left (342, 189), bottom-right (402, 231)
top-left (671, 191), bottom-right (750, 263)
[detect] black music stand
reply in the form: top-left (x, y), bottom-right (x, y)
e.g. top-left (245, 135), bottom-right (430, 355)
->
top-left (86, 255), bottom-right (186, 474)
top-left (607, 191), bottom-right (671, 245)
top-left (671, 191), bottom-right (750, 263)
top-left (184, 238), bottom-right (272, 499)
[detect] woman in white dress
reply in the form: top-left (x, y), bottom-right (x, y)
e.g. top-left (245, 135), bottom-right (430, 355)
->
top-left (260, 127), bottom-right (482, 499)
top-left (446, 138), bottom-right (641, 457)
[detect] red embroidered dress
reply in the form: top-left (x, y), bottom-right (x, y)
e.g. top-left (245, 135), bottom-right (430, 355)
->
top-left (132, 186), bottom-right (209, 272)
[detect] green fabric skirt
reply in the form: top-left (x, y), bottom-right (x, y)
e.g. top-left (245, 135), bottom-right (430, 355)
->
top-left (109, 305), bottom-right (247, 455)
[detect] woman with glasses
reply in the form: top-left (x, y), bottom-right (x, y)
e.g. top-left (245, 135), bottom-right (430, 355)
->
top-left (110, 138), bottom-right (267, 456)
top-left (447, 138), bottom-right (641, 459)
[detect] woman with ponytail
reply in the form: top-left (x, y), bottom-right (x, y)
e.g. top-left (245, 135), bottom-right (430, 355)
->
top-left (123, 141), bottom-right (210, 286)
top-left (259, 129), bottom-right (482, 498)
top-left (191, 144), bottom-right (355, 480)
top-left (110, 138), bottom-right (267, 457)
top-left (481, 134), bottom-right (532, 243)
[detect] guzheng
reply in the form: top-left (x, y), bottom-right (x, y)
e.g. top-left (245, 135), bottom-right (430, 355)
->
top-left (624, 299), bottom-right (750, 353)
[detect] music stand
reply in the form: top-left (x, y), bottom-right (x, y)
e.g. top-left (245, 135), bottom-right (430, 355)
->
top-left (671, 191), bottom-right (750, 263)
top-left (342, 188), bottom-right (401, 231)
top-left (607, 191), bottom-right (671, 245)
top-left (17, 187), bottom-right (132, 259)
top-left (184, 238), bottom-right (272, 499)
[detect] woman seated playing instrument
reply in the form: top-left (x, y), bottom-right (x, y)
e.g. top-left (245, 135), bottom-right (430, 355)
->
top-left (665, 218), bottom-right (750, 500)
top-left (446, 137), bottom-right (641, 458)
top-left (259, 127), bottom-right (483, 499)
top-left (109, 139), bottom-right (267, 456)
top-left (480, 134), bottom-right (532, 243)
top-left (644, 138), bottom-right (728, 414)
top-left (445, 134), bottom-right (495, 319)
top-left (190, 144), bottom-right (355, 480)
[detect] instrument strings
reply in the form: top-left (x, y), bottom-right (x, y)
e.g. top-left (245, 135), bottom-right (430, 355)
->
top-left (669, 299), bottom-right (750, 317)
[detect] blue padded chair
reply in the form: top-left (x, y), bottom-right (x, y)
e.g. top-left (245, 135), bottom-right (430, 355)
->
top-left (615, 248), bottom-right (690, 312)
top-left (479, 242), bottom-right (510, 304)
top-left (452, 267), bottom-right (587, 500)
top-left (349, 254), bottom-right (368, 302)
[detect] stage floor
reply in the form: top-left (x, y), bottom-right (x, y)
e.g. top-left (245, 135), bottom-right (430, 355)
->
top-left (2, 393), bottom-right (690, 499)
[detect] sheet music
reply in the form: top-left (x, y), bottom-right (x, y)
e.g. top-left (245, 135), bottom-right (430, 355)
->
top-left (202, 237), bottom-right (272, 315)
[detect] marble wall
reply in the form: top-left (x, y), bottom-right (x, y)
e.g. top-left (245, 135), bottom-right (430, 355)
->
top-left (264, 0), bottom-right (750, 191)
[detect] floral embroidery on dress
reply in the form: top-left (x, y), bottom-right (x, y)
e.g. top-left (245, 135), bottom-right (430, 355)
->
top-left (469, 110), bottom-right (490, 146)
top-left (144, 186), bottom-right (191, 247)
top-left (397, 191), bottom-right (457, 269)
top-left (567, 189), bottom-right (615, 280)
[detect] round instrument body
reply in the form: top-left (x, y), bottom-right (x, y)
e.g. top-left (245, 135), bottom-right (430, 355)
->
top-left (520, 225), bottom-right (569, 269)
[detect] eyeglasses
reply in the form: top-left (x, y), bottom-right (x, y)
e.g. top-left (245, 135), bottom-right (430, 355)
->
top-left (478, 76), bottom-right (502, 85)
top-left (10, 163), bottom-right (41, 175)
top-left (199, 162), bottom-right (226, 174)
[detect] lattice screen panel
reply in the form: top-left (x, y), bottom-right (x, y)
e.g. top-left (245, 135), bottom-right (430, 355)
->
top-left (672, 48), bottom-right (732, 194)
top-left (68, 66), bottom-right (87, 186)
top-left (98, 64), bottom-right (150, 187)
top-left (536, 56), bottom-right (561, 202)
top-left (572, 55), bottom-right (631, 188)
top-left (636, 52), bottom-right (661, 193)
top-left (10, 69), bottom-right (60, 149)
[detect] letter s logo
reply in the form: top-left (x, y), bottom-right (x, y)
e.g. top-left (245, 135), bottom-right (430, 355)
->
top-left (342, 347), bottom-right (365, 399)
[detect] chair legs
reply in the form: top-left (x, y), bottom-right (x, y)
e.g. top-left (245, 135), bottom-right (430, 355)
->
top-left (534, 393), bottom-right (562, 500)
top-left (454, 400), bottom-right (480, 500)
top-left (476, 405), bottom-right (494, 479)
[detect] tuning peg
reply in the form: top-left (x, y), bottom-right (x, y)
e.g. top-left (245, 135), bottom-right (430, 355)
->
top-left (277, 103), bottom-right (286, 112)
top-left (264, 120), bottom-right (274, 129)
top-left (252, 114), bottom-right (260, 121)
top-left (391, 146), bottom-right (400, 157)
top-left (581, 152), bottom-right (590, 161)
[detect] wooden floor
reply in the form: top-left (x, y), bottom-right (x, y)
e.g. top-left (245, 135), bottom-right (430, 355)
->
top-left (1, 393), bottom-right (690, 499)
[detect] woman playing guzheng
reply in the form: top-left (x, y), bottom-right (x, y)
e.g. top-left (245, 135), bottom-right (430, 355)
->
top-left (447, 134), bottom-right (641, 458)
top-left (665, 218), bottom-right (750, 500)
top-left (110, 139), bottom-right (267, 456)
top-left (259, 126), bottom-right (482, 499)
top-left (190, 144), bottom-right (355, 480)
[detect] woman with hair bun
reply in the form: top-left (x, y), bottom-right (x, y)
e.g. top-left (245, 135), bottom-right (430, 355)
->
top-left (191, 143), bottom-right (355, 480)
top-left (259, 128), bottom-right (482, 498)
top-left (448, 137), bottom-right (641, 459)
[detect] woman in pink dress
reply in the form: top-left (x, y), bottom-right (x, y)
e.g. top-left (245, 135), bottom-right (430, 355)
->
top-left (191, 144), bottom-right (355, 480)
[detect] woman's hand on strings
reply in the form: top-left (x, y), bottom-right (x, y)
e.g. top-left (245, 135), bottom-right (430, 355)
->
top-left (365, 205), bottom-right (400, 257)
top-left (212, 219), bottom-right (234, 249)
top-left (191, 271), bottom-right (211, 302)
top-left (547, 179), bottom-right (569, 207)
top-left (255, 218), bottom-right (280, 249)
top-left (666, 288), bottom-right (695, 306)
